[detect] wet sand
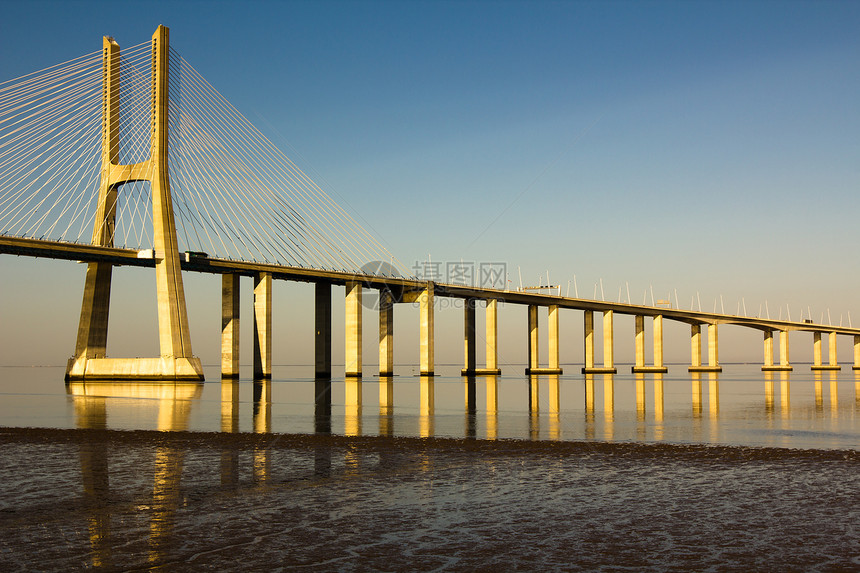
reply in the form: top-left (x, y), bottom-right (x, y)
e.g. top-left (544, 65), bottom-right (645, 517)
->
top-left (0, 427), bottom-right (858, 571)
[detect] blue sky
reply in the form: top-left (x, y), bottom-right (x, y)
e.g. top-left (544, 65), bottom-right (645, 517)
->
top-left (1, 0), bottom-right (859, 367)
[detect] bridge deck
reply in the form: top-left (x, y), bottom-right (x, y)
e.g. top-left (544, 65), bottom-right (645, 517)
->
top-left (2, 235), bottom-right (856, 336)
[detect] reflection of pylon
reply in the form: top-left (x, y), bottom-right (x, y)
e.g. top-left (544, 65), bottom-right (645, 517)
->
top-left (66, 26), bottom-right (203, 381)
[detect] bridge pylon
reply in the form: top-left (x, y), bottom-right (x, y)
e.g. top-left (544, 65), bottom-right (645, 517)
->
top-left (66, 26), bottom-right (203, 381)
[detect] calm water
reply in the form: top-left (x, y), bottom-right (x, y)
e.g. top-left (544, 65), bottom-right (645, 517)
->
top-left (0, 364), bottom-right (858, 449)
top-left (0, 364), bottom-right (858, 570)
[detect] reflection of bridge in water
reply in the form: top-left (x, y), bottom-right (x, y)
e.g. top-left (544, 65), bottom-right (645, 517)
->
top-left (3, 26), bottom-right (860, 385)
top-left (62, 370), bottom-right (858, 567)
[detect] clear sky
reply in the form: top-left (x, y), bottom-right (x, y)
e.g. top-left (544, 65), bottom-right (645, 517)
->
top-left (1, 0), bottom-right (859, 368)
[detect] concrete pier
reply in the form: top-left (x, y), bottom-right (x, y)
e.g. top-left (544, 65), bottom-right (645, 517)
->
top-left (419, 284), bottom-right (434, 376)
top-left (548, 305), bottom-right (561, 373)
top-left (780, 330), bottom-right (790, 370)
top-left (461, 299), bottom-right (478, 375)
top-left (634, 316), bottom-right (645, 370)
top-left (584, 310), bottom-right (617, 374)
top-left (378, 289), bottom-right (394, 377)
top-left (525, 304), bottom-right (562, 375)
top-left (583, 311), bottom-right (594, 372)
top-left (604, 311), bottom-right (615, 372)
top-left (527, 305), bottom-right (539, 373)
top-left (583, 310), bottom-right (616, 373)
top-left (253, 272), bottom-right (272, 379)
top-left (763, 330), bottom-right (774, 368)
top-left (812, 331), bottom-right (841, 371)
top-left (632, 315), bottom-right (668, 373)
top-left (315, 283), bottom-right (332, 379)
top-left (477, 299), bottom-right (502, 375)
top-left (690, 324), bottom-right (701, 369)
top-left (221, 274), bottom-right (240, 379)
top-left (854, 335), bottom-right (860, 371)
top-left (689, 323), bottom-right (721, 372)
top-left (653, 315), bottom-right (666, 372)
top-left (763, 330), bottom-right (792, 371)
top-left (345, 281), bottom-right (362, 378)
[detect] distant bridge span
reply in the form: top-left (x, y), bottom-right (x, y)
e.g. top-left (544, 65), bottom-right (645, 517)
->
top-left (3, 235), bottom-right (858, 378)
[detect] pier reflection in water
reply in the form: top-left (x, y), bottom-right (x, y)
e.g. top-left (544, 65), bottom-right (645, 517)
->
top-left (1, 364), bottom-right (858, 449)
top-left (0, 368), bottom-right (854, 570)
top-left (67, 381), bottom-right (203, 568)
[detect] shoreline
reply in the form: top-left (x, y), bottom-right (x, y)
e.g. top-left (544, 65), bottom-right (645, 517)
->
top-left (2, 425), bottom-right (857, 461)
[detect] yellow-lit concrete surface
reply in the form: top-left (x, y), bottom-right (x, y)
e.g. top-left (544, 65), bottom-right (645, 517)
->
top-left (66, 27), bottom-right (202, 382)
top-left (253, 272), bottom-right (272, 379)
top-left (344, 281), bottom-right (362, 377)
top-left (484, 299), bottom-right (501, 374)
top-left (221, 274), bottom-right (240, 378)
top-left (854, 335), bottom-right (860, 370)
top-left (812, 331), bottom-right (841, 371)
top-left (632, 315), bottom-right (668, 373)
top-left (378, 290), bottom-right (394, 376)
top-left (419, 286), bottom-right (434, 376)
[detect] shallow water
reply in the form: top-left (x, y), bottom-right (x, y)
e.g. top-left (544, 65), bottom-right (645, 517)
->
top-left (0, 364), bottom-right (857, 570)
top-left (0, 429), bottom-right (857, 571)
top-left (0, 364), bottom-right (857, 449)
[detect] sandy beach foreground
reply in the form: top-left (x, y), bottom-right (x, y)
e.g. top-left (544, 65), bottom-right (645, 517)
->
top-left (0, 427), bottom-right (857, 571)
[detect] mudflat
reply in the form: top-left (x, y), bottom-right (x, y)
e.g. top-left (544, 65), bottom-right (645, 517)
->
top-left (0, 427), bottom-right (857, 571)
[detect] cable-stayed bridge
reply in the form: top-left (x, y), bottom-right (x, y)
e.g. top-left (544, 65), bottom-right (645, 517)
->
top-left (1, 26), bottom-right (858, 381)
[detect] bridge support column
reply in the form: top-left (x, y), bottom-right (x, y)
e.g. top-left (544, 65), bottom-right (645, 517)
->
top-left (582, 311), bottom-right (594, 373)
top-left (315, 283), bottom-right (332, 379)
top-left (689, 324), bottom-right (701, 370)
top-left (634, 315), bottom-right (645, 370)
top-left (764, 330), bottom-right (792, 371)
top-left (603, 310), bottom-right (617, 373)
top-left (524, 304), bottom-right (562, 375)
top-left (547, 305), bottom-right (562, 374)
top-left (708, 324), bottom-right (721, 371)
top-left (525, 305), bottom-right (539, 374)
top-left (476, 299), bottom-right (502, 375)
top-left (253, 272), bottom-right (272, 379)
top-left (461, 298), bottom-right (477, 375)
top-left (854, 335), bottom-right (860, 370)
top-left (345, 281), bottom-right (362, 377)
top-left (378, 289), bottom-right (394, 377)
top-left (812, 331), bottom-right (840, 370)
top-left (419, 284), bottom-right (434, 376)
top-left (689, 323), bottom-right (721, 372)
top-left (221, 273), bottom-right (240, 379)
top-left (763, 330), bottom-right (774, 368)
top-left (632, 315), bottom-right (668, 373)
top-left (653, 315), bottom-right (667, 372)
top-left (829, 332), bottom-right (839, 370)
top-left (585, 310), bottom-right (616, 373)
top-left (813, 332), bottom-right (822, 367)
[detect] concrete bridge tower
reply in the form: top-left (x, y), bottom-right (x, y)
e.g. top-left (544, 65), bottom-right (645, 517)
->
top-left (66, 26), bottom-right (203, 381)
